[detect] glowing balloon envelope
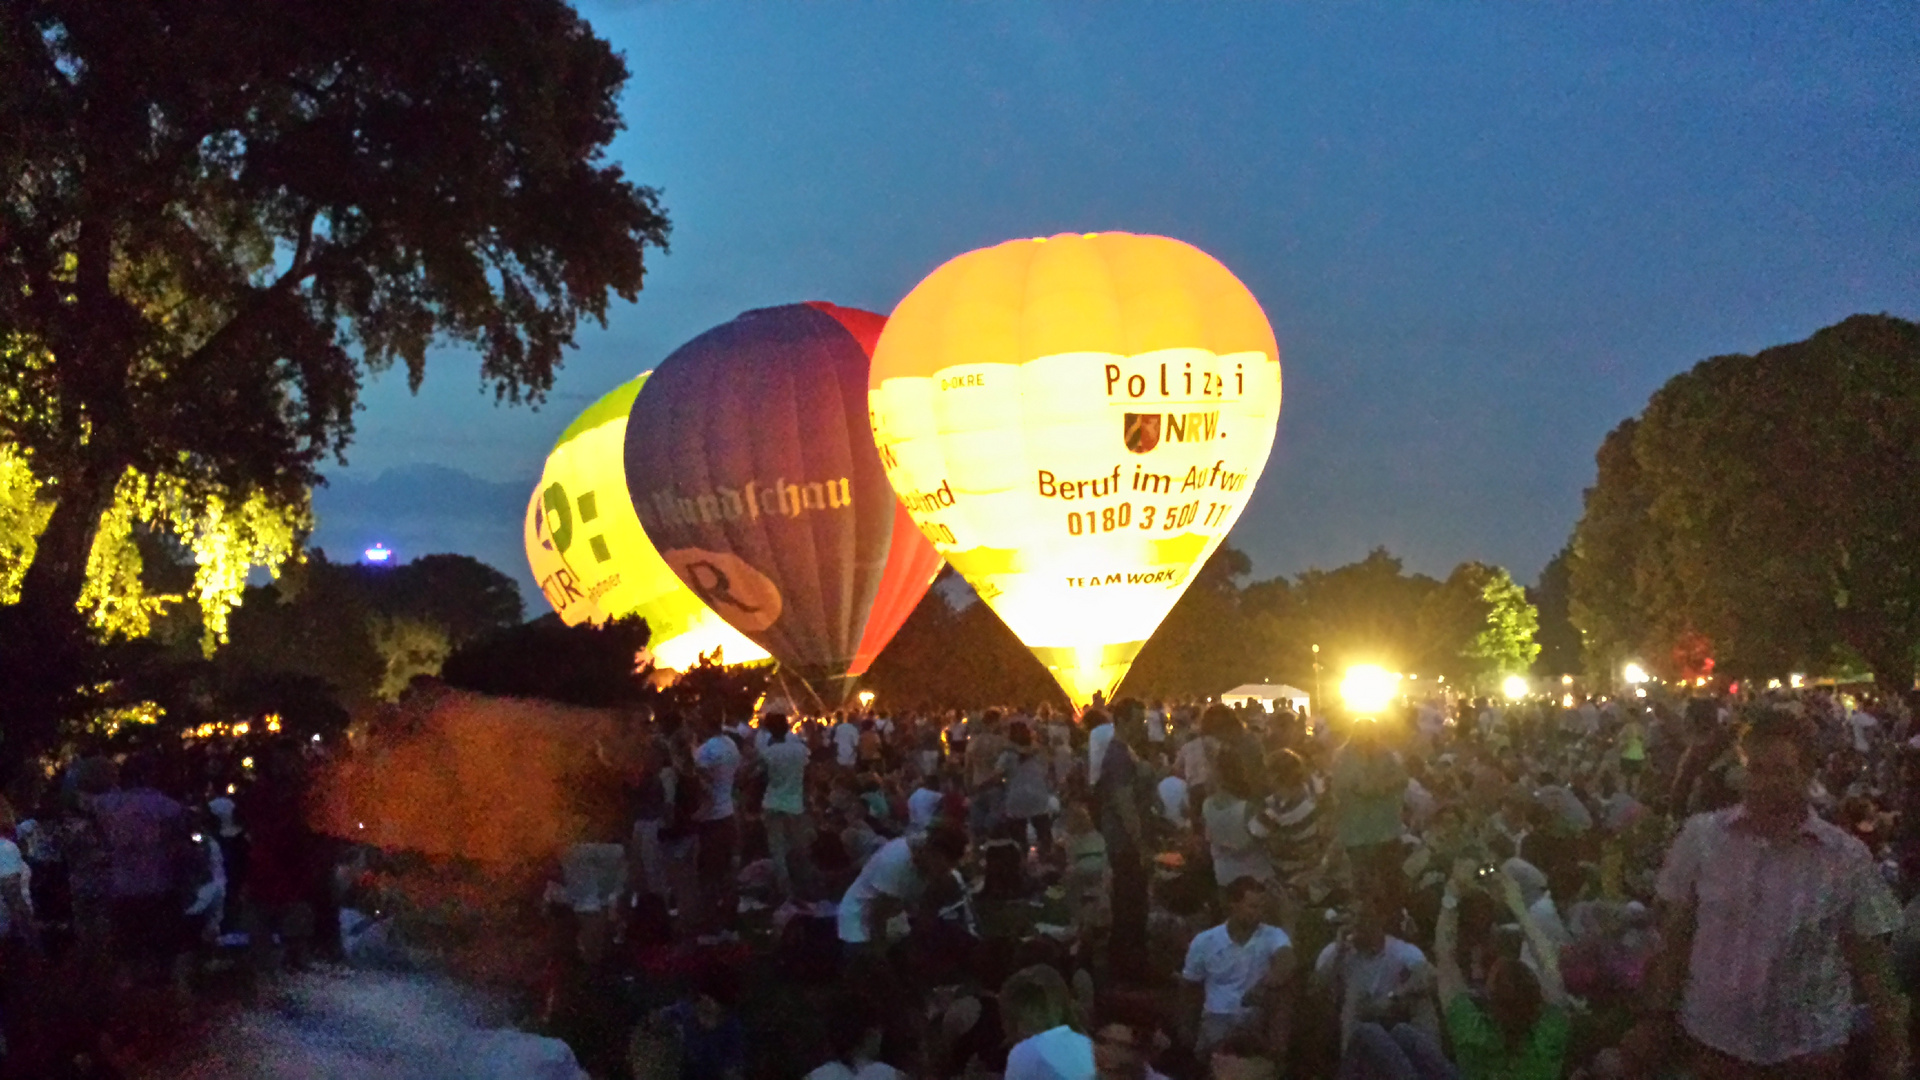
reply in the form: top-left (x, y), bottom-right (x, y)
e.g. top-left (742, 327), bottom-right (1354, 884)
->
top-left (624, 303), bottom-right (943, 689)
top-left (526, 373), bottom-right (769, 671)
top-left (869, 233), bottom-right (1282, 703)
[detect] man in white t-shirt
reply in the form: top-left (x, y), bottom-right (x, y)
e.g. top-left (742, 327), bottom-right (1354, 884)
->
top-left (1182, 876), bottom-right (1296, 1057)
top-left (1086, 712), bottom-right (1115, 787)
top-left (693, 715), bottom-right (743, 936)
top-left (1310, 898), bottom-right (1439, 1056)
top-left (759, 714), bottom-right (813, 901)
top-left (833, 715), bottom-right (862, 769)
top-left (1147, 703), bottom-right (1169, 745)
top-left (837, 826), bottom-right (967, 946)
top-left (907, 774), bottom-right (945, 837)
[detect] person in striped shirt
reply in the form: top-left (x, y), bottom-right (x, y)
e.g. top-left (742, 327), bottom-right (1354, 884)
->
top-left (1250, 749), bottom-right (1326, 884)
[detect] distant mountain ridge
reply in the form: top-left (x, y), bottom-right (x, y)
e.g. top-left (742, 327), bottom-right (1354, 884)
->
top-left (311, 464), bottom-right (537, 605)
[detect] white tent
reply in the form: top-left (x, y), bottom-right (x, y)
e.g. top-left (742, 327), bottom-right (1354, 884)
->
top-left (1220, 683), bottom-right (1313, 715)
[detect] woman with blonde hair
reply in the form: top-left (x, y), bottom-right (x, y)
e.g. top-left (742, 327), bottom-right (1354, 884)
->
top-left (1001, 963), bottom-right (1095, 1079)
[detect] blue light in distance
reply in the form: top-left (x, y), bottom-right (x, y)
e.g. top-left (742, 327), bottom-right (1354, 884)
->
top-left (364, 544), bottom-right (393, 564)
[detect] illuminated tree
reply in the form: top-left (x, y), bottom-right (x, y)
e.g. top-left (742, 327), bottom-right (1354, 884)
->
top-left (1446, 562), bottom-right (1541, 684)
top-left (1, 442), bottom-right (306, 650)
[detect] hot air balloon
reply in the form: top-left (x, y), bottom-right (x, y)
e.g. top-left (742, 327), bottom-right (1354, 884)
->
top-left (623, 303), bottom-right (944, 696)
top-left (526, 373), bottom-right (769, 671)
top-left (868, 233), bottom-right (1282, 704)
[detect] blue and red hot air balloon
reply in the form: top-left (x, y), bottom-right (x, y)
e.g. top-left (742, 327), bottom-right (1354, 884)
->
top-left (624, 303), bottom-right (942, 695)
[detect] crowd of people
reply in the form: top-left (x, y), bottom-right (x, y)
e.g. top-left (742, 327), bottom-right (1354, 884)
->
top-left (5, 676), bottom-right (1920, 1080)
top-left (0, 740), bottom-right (335, 1077)
top-left (548, 680), bottom-right (1920, 1080)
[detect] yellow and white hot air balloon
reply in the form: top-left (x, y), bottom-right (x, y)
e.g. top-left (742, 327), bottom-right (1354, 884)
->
top-left (869, 233), bottom-right (1281, 703)
top-left (526, 373), bottom-right (768, 671)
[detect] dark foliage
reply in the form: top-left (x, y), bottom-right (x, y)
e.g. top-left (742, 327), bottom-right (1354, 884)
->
top-left (220, 550), bottom-right (523, 707)
top-left (1568, 314), bottom-right (1920, 689)
top-left (439, 614), bottom-right (653, 709)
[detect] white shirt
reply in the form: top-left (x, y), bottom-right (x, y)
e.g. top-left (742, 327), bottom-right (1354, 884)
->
top-left (1312, 935), bottom-right (1431, 1013)
top-left (694, 735), bottom-right (742, 821)
top-left (0, 837), bottom-right (30, 936)
top-left (1147, 708), bottom-right (1169, 743)
top-left (1003, 1025), bottom-right (1095, 1080)
top-left (908, 787), bottom-right (944, 835)
top-left (1184, 923), bottom-right (1292, 1017)
top-left (761, 739), bottom-right (810, 815)
top-left (1656, 805), bottom-right (1900, 1065)
top-left (1086, 723), bottom-right (1114, 786)
top-left (833, 722), bottom-right (862, 768)
top-left (1202, 796), bottom-right (1274, 886)
top-left (1849, 710), bottom-right (1879, 753)
top-left (1402, 778), bottom-right (1438, 829)
top-left (1157, 775), bottom-right (1190, 827)
top-left (838, 837), bottom-right (923, 943)
top-left (1176, 736), bottom-right (1216, 789)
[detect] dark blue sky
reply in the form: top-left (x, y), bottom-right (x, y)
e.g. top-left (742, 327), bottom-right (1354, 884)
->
top-left (316, 3), bottom-right (1920, 603)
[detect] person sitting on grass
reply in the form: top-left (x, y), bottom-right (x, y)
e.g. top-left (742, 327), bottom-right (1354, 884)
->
top-left (1435, 859), bottom-right (1571, 1080)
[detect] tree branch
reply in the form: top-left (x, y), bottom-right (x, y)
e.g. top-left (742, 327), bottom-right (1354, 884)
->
top-left (177, 207), bottom-right (328, 378)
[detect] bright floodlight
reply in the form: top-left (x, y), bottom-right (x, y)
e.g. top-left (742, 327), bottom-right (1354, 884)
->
top-left (1502, 674), bottom-right (1529, 701)
top-left (1622, 662), bottom-right (1649, 685)
top-left (1561, 674), bottom-right (1574, 686)
top-left (857, 690), bottom-right (876, 708)
top-left (1340, 664), bottom-right (1400, 715)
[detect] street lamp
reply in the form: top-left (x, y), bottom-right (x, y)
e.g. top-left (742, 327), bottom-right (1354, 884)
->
top-left (1312, 644), bottom-right (1322, 711)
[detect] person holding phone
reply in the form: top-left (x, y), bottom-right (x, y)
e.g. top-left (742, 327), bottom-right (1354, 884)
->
top-left (1434, 859), bottom-right (1570, 1080)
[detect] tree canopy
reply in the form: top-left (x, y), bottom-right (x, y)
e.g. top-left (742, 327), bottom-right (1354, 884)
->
top-left (1530, 545), bottom-right (1581, 679)
top-left (220, 550), bottom-right (524, 709)
top-left (1567, 314), bottom-right (1920, 689)
top-left (1, 0), bottom-right (667, 764)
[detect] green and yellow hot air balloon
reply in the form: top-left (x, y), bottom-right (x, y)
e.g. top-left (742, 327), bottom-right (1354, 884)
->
top-left (525, 373), bottom-right (768, 671)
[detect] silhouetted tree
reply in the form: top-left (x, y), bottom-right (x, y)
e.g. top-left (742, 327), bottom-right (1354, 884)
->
top-left (1, 0), bottom-right (669, 763)
top-left (1568, 315), bottom-right (1920, 689)
top-left (440, 615), bottom-right (652, 709)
